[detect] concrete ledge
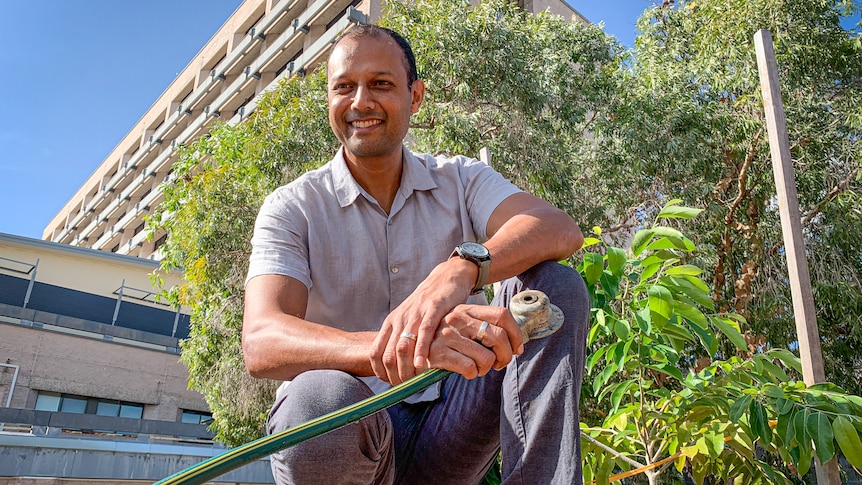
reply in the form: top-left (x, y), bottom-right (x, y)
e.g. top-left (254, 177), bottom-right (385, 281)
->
top-left (0, 408), bottom-right (214, 439)
top-left (0, 304), bottom-right (181, 352)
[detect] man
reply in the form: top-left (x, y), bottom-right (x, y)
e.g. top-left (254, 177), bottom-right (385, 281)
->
top-left (242, 24), bottom-right (589, 484)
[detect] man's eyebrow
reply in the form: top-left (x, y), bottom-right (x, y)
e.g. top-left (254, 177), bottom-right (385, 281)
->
top-left (329, 69), bottom-right (399, 81)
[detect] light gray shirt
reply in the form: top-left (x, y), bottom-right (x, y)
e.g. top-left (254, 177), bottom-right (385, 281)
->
top-left (247, 146), bottom-right (521, 401)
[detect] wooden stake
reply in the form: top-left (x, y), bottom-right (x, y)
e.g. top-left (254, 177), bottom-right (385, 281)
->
top-left (753, 28), bottom-right (839, 484)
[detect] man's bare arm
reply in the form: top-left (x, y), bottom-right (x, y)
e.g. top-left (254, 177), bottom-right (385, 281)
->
top-left (242, 274), bottom-right (376, 381)
top-left (242, 273), bottom-right (518, 382)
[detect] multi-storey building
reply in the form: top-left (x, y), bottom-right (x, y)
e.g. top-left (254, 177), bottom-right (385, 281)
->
top-left (43, 0), bottom-right (586, 259)
top-left (0, 232), bottom-right (272, 484)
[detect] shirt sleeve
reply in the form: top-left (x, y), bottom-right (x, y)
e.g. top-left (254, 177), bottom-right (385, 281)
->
top-left (245, 187), bottom-right (312, 288)
top-left (458, 156), bottom-right (522, 241)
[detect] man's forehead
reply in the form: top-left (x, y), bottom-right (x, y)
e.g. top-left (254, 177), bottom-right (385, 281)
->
top-left (328, 36), bottom-right (404, 66)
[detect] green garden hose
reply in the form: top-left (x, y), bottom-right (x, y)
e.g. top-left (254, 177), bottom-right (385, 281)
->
top-left (155, 289), bottom-right (562, 485)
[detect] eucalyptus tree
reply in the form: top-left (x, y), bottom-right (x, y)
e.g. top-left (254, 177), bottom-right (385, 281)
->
top-left (592, 0), bottom-right (862, 394)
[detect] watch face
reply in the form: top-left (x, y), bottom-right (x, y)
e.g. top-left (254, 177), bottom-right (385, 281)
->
top-left (461, 242), bottom-right (489, 258)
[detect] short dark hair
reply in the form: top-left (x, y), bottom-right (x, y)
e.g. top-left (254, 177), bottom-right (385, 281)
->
top-left (330, 24), bottom-right (419, 86)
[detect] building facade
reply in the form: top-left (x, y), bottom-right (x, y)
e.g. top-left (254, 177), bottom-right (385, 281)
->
top-left (43, 0), bottom-right (586, 259)
top-left (0, 232), bottom-right (272, 484)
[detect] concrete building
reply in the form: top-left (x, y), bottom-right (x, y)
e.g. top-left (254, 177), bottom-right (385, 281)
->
top-left (0, 232), bottom-right (272, 484)
top-left (43, 0), bottom-right (586, 259)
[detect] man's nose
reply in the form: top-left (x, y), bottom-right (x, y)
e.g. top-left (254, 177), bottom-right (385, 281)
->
top-left (351, 85), bottom-right (374, 110)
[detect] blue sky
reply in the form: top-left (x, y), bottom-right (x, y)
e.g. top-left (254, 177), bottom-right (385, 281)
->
top-left (0, 1), bottom-right (651, 239)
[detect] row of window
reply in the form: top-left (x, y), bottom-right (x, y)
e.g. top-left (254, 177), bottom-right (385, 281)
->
top-left (34, 391), bottom-right (211, 425)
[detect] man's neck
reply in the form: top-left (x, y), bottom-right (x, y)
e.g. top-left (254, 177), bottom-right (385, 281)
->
top-left (343, 148), bottom-right (404, 215)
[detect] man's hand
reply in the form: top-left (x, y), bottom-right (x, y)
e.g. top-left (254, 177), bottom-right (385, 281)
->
top-left (371, 295), bottom-right (524, 385)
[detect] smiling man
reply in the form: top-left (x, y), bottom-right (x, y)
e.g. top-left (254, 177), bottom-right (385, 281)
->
top-left (242, 25), bottom-right (589, 484)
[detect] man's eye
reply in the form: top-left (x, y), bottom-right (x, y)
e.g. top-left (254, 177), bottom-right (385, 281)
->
top-left (333, 84), bottom-right (352, 93)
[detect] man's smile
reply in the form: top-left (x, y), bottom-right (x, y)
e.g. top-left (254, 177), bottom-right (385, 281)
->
top-left (350, 119), bottom-right (383, 129)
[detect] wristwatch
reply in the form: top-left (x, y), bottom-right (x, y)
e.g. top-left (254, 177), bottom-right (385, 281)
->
top-left (451, 242), bottom-right (491, 295)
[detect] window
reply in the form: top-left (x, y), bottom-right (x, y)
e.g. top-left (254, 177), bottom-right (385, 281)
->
top-left (35, 392), bottom-right (86, 414)
top-left (96, 401), bottom-right (120, 417)
top-left (119, 403), bottom-right (144, 419)
top-left (181, 410), bottom-right (212, 425)
top-left (34, 392), bottom-right (61, 411)
top-left (34, 391), bottom-right (143, 419)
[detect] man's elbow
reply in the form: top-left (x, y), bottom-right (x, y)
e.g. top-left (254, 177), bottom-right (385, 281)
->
top-left (552, 211), bottom-right (584, 260)
top-left (242, 340), bottom-right (266, 379)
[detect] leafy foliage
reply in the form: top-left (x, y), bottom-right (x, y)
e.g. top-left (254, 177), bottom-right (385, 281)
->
top-left (591, 0), bottom-right (862, 393)
top-left (149, 71), bottom-right (337, 444)
top-left (579, 202), bottom-right (862, 484)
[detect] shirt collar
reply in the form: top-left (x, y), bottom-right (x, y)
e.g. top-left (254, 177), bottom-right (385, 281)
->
top-left (332, 146), bottom-right (438, 209)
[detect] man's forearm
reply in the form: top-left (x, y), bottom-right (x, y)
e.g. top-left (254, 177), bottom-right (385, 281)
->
top-left (483, 202), bottom-right (583, 286)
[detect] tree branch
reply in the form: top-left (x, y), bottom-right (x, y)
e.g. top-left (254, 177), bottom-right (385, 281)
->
top-left (801, 166), bottom-right (860, 226)
top-left (580, 430), bottom-right (646, 469)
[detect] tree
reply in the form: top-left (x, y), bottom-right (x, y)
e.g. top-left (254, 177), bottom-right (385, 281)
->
top-left (591, 0), bottom-right (862, 394)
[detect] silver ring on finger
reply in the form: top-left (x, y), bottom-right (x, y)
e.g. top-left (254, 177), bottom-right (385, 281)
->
top-left (476, 321), bottom-right (489, 343)
top-left (400, 331), bottom-right (417, 341)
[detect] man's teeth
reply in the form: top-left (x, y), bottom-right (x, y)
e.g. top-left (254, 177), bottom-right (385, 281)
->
top-left (352, 120), bottom-right (380, 128)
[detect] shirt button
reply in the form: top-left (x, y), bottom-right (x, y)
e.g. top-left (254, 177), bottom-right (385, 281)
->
top-left (391, 266), bottom-right (399, 274)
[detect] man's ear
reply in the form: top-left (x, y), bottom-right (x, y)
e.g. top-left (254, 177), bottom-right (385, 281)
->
top-left (410, 80), bottom-right (425, 114)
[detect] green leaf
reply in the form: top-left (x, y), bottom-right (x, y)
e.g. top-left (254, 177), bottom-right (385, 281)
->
top-left (613, 319), bottom-right (630, 341)
top-left (636, 307), bottom-right (652, 335)
top-left (749, 399), bottom-right (772, 446)
top-left (729, 394), bottom-right (752, 422)
top-left (640, 261), bottom-right (662, 283)
top-left (767, 349), bottom-right (802, 374)
top-left (646, 236), bottom-right (690, 251)
top-left (606, 247), bottom-right (627, 277)
top-left (582, 237), bottom-right (602, 249)
top-left (586, 345), bottom-right (607, 373)
top-left (662, 276), bottom-right (715, 310)
top-left (664, 264), bottom-right (704, 276)
top-left (610, 379), bottom-right (635, 412)
top-left (658, 204), bottom-right (704, 220)
top-left (651, 226), bottom-right (684, 239)
top-left (630, 229), bottom-right (655, 257)
top-left (776, 397), bottom-right (795, 415)
top-left (797, 442), bottom-right (813, 476)
top-left (647, 363), bottom-right (683, 381)
top-left (712, 316), bottom-right (747, 351)
top-left (806, 411), bottom-right (835, 464)
top-left (758, 357), bottom-right (790, 382)
top-left (795, 409), bottom-right (810, 447)
top-left (780, 409), bottom-right (796, 446)
top-left (583, 252), bottom-right (605, 285)
top-left (648, 284), bottom-right (673, 325)
top-left (833, 416), bottom-right (862, 469)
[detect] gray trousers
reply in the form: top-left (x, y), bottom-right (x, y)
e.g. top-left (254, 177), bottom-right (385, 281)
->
top-left (266, 261), bottom-right (589, 484)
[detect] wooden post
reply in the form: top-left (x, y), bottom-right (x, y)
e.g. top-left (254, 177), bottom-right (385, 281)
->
top-left (753, 29), bottom-right (839, 484)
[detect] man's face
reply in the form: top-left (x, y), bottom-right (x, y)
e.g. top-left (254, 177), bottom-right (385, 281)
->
top-left (327, 35), bottom-right (424, 163)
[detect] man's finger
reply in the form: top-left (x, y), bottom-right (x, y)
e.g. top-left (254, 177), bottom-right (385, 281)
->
top-left (370, 323), bottom-right (393, 381)
top-left (395, 331), bottom-right (417, 383)
top-left (413, 314), bottom-right (438, 370)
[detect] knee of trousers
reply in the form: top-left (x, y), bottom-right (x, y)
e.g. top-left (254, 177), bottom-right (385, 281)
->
top-left (267, 370), bottom-right (394, 483)
top-left (268, 369), bottom-right (377, 433)
top-left (499, 261), bottom-right (590, 368)
top-left (503, 261), bottom-right (590, 329)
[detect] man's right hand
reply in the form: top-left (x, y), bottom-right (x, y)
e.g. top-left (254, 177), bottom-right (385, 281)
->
top-left (381, 304), bottom-right (524, 384)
